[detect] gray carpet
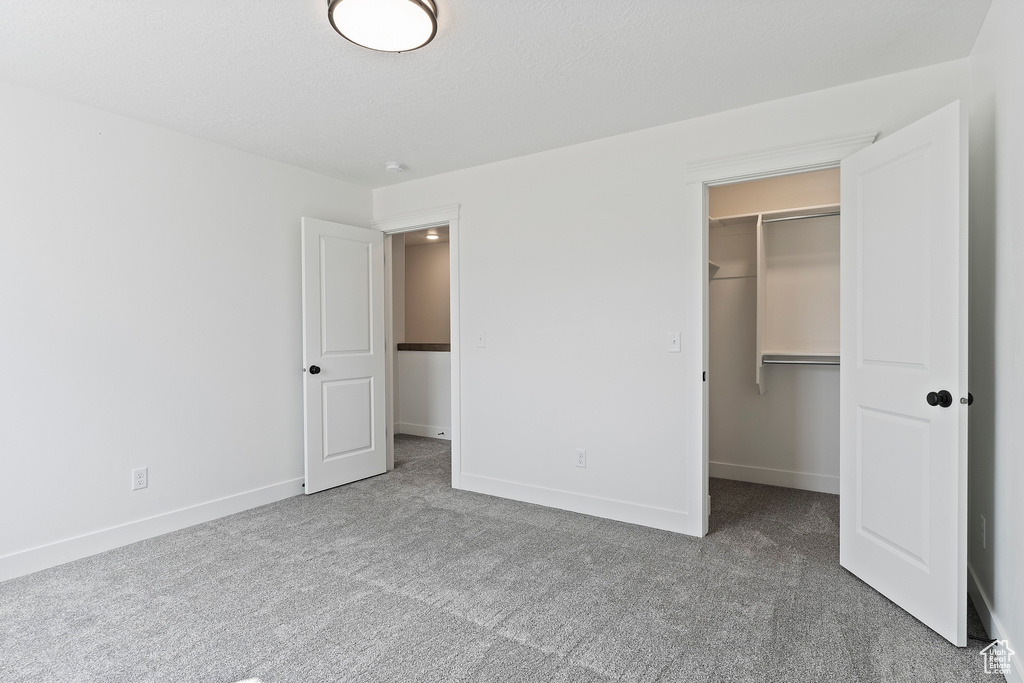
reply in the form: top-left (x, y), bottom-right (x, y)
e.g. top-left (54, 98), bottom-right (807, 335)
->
top-left (0, 435), bottom-right (1000, 682)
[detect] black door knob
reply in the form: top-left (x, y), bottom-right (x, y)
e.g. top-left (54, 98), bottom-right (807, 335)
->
top-left (926, 390), bottom-right (953, 408)
top-left (308, 365), bottom-right (321, 375)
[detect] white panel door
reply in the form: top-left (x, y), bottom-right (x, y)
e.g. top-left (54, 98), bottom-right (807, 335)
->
top-left (301, 217), bottom-right (386, 494)
top-left (839, 101), bottom-right (968, 646)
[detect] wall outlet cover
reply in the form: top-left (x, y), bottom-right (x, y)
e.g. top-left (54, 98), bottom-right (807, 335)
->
top-left (575, 449), bottom-right (587, 468)
top-left (132, 467), bottom-right (148, 491)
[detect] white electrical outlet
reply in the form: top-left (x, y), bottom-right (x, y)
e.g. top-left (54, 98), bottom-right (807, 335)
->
top-left (981, 515), bottom-right (986, 549)
top-left (132, 467), bottom-right (148, 491)
top-left (575, 449), bottom-right (587, 468)
top-left (476, 332), bottom-right (486, 348)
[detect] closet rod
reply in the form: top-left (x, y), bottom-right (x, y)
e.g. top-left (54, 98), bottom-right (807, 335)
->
top-left (762, 357), bottom-right (840, 366)
top-left (761, 211), bottom-right (840, 224)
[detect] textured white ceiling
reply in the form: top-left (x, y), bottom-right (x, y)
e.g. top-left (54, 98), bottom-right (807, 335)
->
top-left (0, 1), bottom-right (991, 187)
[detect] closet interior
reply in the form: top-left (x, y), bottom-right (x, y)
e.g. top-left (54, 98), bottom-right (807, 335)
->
top-left (708, 168), bottom-right (841, 494)
top-left (391, 226), bottom-right (452, 441)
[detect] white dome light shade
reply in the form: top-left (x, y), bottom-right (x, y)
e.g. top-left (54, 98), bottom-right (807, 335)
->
top-left (329, 0), bottom-right (437, 53)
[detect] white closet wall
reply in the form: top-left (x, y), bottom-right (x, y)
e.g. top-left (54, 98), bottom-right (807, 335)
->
top-left (764, 216), bottom-right (840, 355)
top-left (710, 168), bottom-right (839, 216)
top-left (708, 173), bottom-right (841, 494)
top-left (397, 351), bottom-right (452, 440)
top-left (392, 234), bottom-right (406, 425)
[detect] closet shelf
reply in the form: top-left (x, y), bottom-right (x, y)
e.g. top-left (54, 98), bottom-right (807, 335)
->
top-left (762, 353), bottom-right (839, 366)
top-left (708, 260), bottom-right (721, 278)
top-left (397, 343), bottom-right (451, 352)
top-left (710, 203), bottom-right (840, 229)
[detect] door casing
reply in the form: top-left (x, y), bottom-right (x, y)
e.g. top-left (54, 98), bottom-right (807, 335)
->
top-left (684, 134), bottom-right (877, 536)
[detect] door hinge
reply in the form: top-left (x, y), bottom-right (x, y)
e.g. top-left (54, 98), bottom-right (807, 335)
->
top-left (703, 371), bottom-right (706, 382)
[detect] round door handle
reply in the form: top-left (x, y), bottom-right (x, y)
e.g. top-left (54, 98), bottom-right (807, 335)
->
top-left (926, 390), bottom-right (953, 408)
top-left (308, 365), bottom-right (321, 375)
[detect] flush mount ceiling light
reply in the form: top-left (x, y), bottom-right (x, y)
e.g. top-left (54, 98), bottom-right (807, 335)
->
top-left (426, 232), bottom-right (439, 240)
top-left (329, 0), bottom-right (437, 53)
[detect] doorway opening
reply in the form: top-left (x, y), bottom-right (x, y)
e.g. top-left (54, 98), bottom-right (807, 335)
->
top-left (389, 226), bottom-right (452, 445)
top-left (706, 168), bottom-right (841, 530)
top-left (375, 204), bottom-right (462, 487)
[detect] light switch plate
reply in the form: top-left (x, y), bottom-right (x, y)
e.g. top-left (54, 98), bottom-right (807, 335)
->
top-left (668, 332), bottom-right (681, 353)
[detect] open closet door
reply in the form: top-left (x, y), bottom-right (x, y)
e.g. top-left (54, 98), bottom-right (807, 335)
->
top-left (839, 101), bottom-right (968, 646)
top-left (301, 217), bottom-right (387, 494)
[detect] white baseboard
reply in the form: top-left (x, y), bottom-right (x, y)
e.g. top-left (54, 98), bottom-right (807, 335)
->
top-left (459, 472), bottom-right (697, 535)
top-left (709, 461), bottom-right (839, 494)
top-left (397, 422), bottom-right (451, 440)
top-left (968, 562), bottom-right (1022, 683)
top-left (0, 478), bottom-right (304, 583)
top-left (969, 563), bottom-right (996, 636)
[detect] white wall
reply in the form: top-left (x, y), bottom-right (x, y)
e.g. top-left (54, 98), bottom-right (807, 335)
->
top-left (968, 0), bottom-right (1024, 677)
top-left (397, 351), bottom-right (452, 440)
top-left (404, 242), bottom-right (450, 343)
top-left (709, 168), bottom-right (840, 217)
top-left (390, 234), bottom-right (406, 427)
top-left (764, 216), bottom-right (841, 355)
top-left (392, 234), bottom-right (407, 345)
top-left (374, 60), bottom-right (970, 531)
top-left (0, 80), bottom-right (372, 580)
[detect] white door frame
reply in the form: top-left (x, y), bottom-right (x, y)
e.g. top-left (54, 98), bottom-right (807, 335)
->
top-left (372, 205), bottom-right (462, 489)
top-left (684, 134), bottom-right (876, 535)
